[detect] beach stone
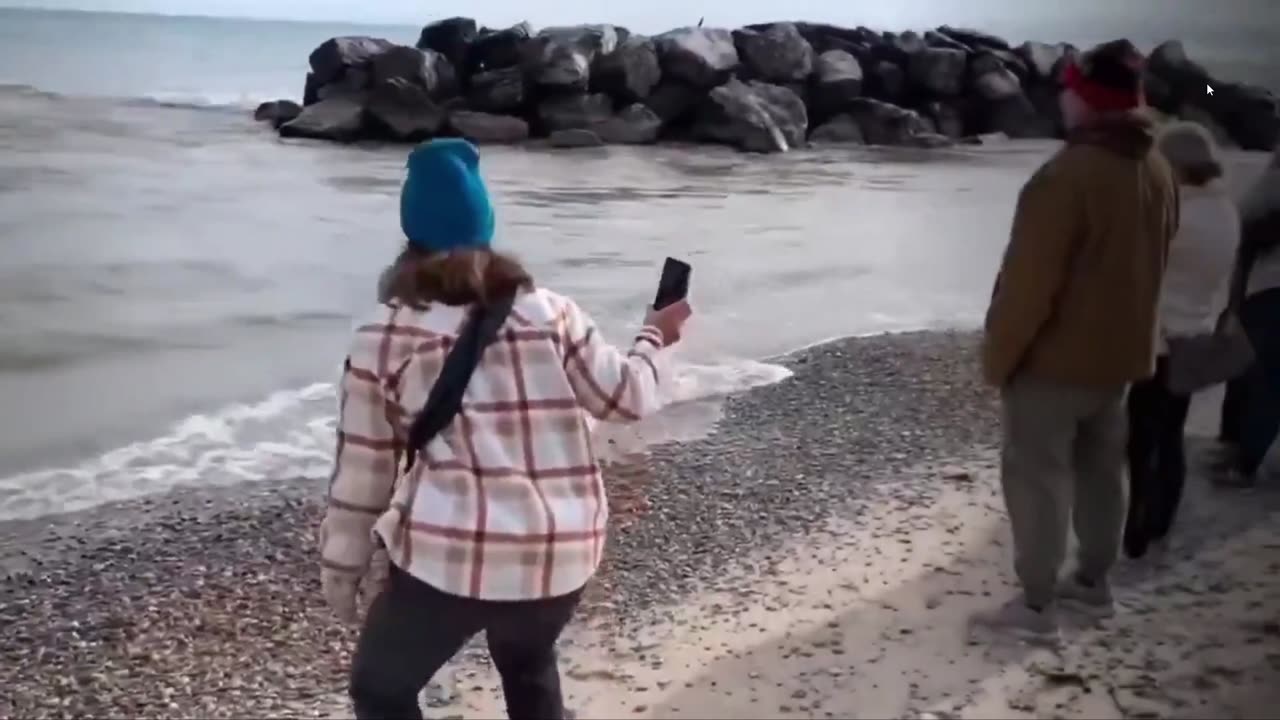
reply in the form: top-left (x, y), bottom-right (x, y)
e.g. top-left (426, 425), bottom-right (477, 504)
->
top-left (846, 97), bottom-right (933, 146)
top-left (371, 45), bottom-right (457, 99)
top-left (308, 36), bottom-right (395, 87)
top-left (596, 103), bottom-right (662, 144)
top-left (447, 110), bottom-right (529, 143)
top-left (809, 114), bottom-right (864, 144)
top-left (466, 22), bottom-right (533, 74)
top-left (811, 50), bottom-right (863, 114)
top-left (537, 93), bottom-right (613, 132)
top-left (732, 22), bottom-right (814, 83)
top-left (694, 77), bottom-right (807, 153)
top-left (528, 25), bottom-right (620, 92)
top-left (253, 100), bottom-right (301, 128)
top-left (909, 47), bottom-right (967, 96)
top-left (593, 36), bottom-right (662, 103)
top-left (466, 66), bottom-right (525, 113)
top-left (416, 17), bottom-right (477, 74)
top-left (549, 128), bottom-right (605, 148)
top-left (365, 78), bottom-right (446, 140)
top-left (278, 96), bottom-right (366, 141)
top-left (655, 27), bottom-right (740, 89)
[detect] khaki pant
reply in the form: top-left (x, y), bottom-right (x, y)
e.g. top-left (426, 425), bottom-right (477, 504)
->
top-left (1000, 375), bottom-right (1129, 608)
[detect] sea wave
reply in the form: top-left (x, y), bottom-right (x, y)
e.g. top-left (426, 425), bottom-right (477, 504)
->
top-left (0, 357), bottom-right (792, 522)
top-left (0, 82), bottom-right (278, 115)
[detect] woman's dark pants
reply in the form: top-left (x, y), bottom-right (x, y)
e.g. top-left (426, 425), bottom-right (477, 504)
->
top-left (1125, 356), bottom-right (1193, 557)
top-left (350, 565), bottom-right (581, 720)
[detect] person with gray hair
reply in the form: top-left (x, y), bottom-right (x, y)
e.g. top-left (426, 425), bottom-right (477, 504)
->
top-left (1123, 121), bottom-right (1240, 559)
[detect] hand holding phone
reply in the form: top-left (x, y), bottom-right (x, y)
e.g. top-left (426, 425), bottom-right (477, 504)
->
top-left (646, 257), bottom-right (693, 346)
top-left (653, 257), bottom-right (691, 310)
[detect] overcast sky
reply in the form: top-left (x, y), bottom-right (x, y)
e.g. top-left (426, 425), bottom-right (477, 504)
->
top-left (1, 0), bottom-right (1037, 33)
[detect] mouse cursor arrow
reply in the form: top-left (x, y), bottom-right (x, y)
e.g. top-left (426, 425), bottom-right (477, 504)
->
top-left (1206, 83), bottom-right (1214, 96)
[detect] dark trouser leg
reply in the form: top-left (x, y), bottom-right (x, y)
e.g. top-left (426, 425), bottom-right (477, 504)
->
top-left (1238, 290), bottom-right (1280, 477)
top-left (1220, 374), bottom-right (1247, 446)
top-left (1125, 374), bottom-right (1161, 558)
top-left (485, 589), bottom-right (582, 720)
top-left (1149, 362), bottom-right (1192, 539)
top-left (350, 567), bottom-right (484, 720)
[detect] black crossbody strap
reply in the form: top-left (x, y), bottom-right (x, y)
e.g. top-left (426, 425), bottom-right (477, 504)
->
top-left (402, 293), bottom-right (517, 473)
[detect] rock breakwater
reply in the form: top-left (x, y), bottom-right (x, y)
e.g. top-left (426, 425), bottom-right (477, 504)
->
top-left (256, 20), bottom-right (1279, 153)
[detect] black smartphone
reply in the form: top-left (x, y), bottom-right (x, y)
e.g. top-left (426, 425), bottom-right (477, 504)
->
top-left (653, 257), bottom-right (692, 310)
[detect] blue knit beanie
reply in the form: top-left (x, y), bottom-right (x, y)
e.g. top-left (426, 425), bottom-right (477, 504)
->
top-left (399, 138), bottom-right (495, 253)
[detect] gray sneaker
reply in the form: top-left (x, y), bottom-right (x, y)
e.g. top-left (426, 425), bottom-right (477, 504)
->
top-left (970, 599), bottom-right (1059, 645)
top-left (1057, 575), bottom-right (1115, 619)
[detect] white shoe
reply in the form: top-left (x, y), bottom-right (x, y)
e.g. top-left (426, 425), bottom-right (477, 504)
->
top-left (1057, 575), bottom-right (1115, 619)
top-left (970, 599), bottom-right (1060, 646)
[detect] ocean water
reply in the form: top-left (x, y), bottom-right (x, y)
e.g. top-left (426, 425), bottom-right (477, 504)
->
top-left (0, 5), bottom-right (1275, 521)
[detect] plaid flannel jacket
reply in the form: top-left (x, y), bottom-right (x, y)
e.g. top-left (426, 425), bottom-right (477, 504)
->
top-left (320, 287), bottom-right (664, 600)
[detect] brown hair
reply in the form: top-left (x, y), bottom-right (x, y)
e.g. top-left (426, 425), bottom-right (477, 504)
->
top-left (1178, 161), bottom-right (1224, 187)
top-left (381, 245), bottom-right (534, 309)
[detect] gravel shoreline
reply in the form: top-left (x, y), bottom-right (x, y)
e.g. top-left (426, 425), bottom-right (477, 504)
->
top-left (0, 330), bottom-right (998, 719)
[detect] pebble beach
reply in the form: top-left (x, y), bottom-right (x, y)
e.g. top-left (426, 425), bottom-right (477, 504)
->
top-left (0, 330), bottom-right (997, 718)
top-left (4, 329), bottom-right (1278, 719)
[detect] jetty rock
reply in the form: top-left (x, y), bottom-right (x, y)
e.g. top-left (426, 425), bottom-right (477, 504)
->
top-left (265, 19), bottom-right (1280, 153)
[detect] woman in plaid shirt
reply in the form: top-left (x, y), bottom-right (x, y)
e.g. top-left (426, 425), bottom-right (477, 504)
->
top-left (319, 138), bottom-right (691, 720)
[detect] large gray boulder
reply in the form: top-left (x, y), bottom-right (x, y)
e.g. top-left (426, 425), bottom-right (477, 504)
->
top-left (593, 36), bottom-right (662, 102)
top-left (528, 24), bottom-right (620, 91)
top-left (845, 98), bottom-right (933, 146)
top-left (309, 36), bottom-right (396, 87)
top-left (867, 60), bottom-right (907, 102)
top-left (694, 77), bottom-right (807, 153)
top-left (970, 52), bottom-right (1023, 102)
top-left (467, 22), bottom-right (533, 74)
top-left (936, 26), bottom-right (1010, 51)
top-left (732, 22), bottom-right (814, 83)
top-left (365, 78), bottom-right (446, 140)
top-left (655, 27), bottom-right (740, 88)
top-left (548, 128), bottom-right (605, 148)
top-left (279, 96), bottom-right (366, 141)
top-left (416, 17), bottom-right (477, 72)
top-left (1016, 41), bottom-right (1069, 81)
top-left (809, 114), bottom-right (864, 143)
top-left (643, 82), bottom-right (703, 123)
top-left (1195, 83), bottom-right (1280, 151)
top-left (537, 93), bottom-right (614, 132)
top-left (371, 45), bottom-right (457, 99)
top-left (447, 110), bottom-right (530, 143)
top-left (924, 100), bottom-right (964, 138)
top-left (254, 100), bottom-right (302, 128)
top-left (811, 50), bottom-right (863, 113)
top-left (467, 66), bottom-right (525, 113)
top-left (909, 47), bottom-right (967, 96)
top-left (983, 93), bottom-right (1055, 139)
top-left (595, 103), bottom-right (663, 144)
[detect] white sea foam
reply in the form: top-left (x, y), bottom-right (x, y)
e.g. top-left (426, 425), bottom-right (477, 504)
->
top-left (0, 359), bottom-right (790, 522)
